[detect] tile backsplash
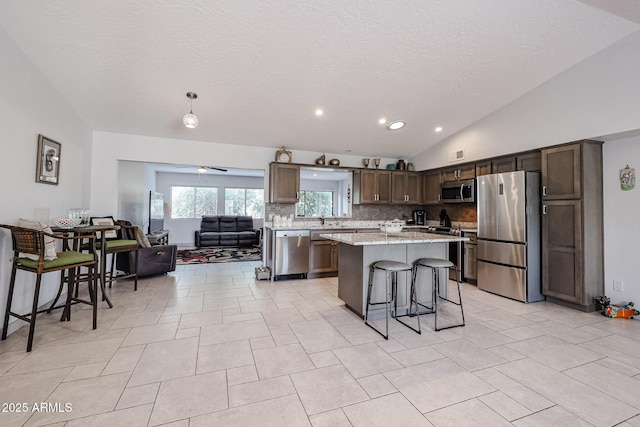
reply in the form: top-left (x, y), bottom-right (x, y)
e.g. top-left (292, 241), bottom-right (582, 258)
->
top-left (265, 203), bottom-right (422, 222)
top-left (266, 202), bottom-right (478, 226)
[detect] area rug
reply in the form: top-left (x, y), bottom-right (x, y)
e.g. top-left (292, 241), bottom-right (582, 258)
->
top-left (176, 246), bottom-right (262, 265)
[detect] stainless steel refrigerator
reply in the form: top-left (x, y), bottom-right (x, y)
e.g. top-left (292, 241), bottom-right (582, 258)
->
top-left (477, 171), bottom-right (543, 302)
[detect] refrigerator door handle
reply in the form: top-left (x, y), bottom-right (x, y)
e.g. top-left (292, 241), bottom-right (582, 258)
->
top-left (499, 183), bottom-right (503, 195)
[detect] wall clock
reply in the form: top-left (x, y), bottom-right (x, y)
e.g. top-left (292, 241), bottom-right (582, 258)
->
top-left (275, 148), bottom-right (292, 163)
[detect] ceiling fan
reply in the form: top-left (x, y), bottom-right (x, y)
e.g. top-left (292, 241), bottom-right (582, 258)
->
top-left (177, 165), bottom-right (228, 173)
top-left (197, 165), bottom-right (228, 172)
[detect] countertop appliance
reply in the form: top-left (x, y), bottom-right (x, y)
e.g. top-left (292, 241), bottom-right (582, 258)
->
top-left (413, 209), bottom-right (425, 225)
top-left (439, 209), bottom-right (451, 228)
top-left (274, 230), bottom-right (310, 280)
top-left (441, 178), bottom-right (475, 204)
top-left (477, 171), bottom-right (543, 302)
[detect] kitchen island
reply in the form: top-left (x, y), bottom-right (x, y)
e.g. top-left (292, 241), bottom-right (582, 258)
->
top-left (319, 231), bottom-right (468, 319)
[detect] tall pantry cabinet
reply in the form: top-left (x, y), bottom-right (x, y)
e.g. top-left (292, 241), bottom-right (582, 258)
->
top-left (541, 140), bottom-right (603, 312)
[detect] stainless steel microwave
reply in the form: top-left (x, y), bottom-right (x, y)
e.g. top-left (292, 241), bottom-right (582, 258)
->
top-left (441, 179), bottom-right (475, 203)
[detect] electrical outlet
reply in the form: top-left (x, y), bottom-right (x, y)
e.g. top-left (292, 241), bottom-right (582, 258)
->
top-left (613, 280), bottom-right (623, 292)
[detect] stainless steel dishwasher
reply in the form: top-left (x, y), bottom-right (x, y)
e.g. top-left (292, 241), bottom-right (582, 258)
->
top-left (274, 230), bottom-right (310, 280)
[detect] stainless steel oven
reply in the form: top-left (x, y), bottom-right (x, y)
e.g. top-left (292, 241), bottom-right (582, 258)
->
top-left (441, 179), bottom-right (475, 204)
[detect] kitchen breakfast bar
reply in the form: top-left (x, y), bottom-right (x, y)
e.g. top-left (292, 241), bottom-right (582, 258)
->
top-left (319, 231), bottom-right (468, 320)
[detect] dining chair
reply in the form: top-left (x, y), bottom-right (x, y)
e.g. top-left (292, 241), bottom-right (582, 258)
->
top-left (0, 224), bottom-right (98, 352)
top-left (89, 217), bottom-right (139, 291)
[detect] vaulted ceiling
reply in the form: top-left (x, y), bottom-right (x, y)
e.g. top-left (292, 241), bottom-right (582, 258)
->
top-left (1, 1), bottom-right (639, 158)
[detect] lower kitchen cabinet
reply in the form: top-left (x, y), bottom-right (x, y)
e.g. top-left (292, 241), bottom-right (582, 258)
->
top-left (542, 200), bottom-right (584, 305)
top-left (309, 240), bottom-right (339, 275)
top-left (308, 229), bottom-right (354, 277)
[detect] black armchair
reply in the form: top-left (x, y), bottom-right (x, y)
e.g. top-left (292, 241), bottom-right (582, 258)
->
top-left (115, 220), bottom-right (177, 277)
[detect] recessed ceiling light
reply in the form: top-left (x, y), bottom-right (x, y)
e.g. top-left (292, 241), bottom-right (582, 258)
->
top-left (198, 167), bottom-right (207, 173)
top-left (435, 126), bottom-right (443, 132)
top-left (386, 120), bottom-right (405, 130)
top-left (315, 109), bottom-right (323, 116)
top-left (379, 118), bottom-right (387, 125)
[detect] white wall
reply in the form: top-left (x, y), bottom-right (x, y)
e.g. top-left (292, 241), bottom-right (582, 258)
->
top-left (118, 161), bottom-right (156, 228)
top-left (603, 137), bottom-right (640, 305)
top-left (90, 131), bottom-right (399, 216)
top-left (0, 27), bottom-right (93, 335)
top-left (413, 30), bottom-right (640, 170)
top-left (156, 172), bottom-right (264, 245)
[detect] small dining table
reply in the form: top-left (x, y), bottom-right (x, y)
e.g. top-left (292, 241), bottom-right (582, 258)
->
top-left (51, 223), bottom-right (120, 308)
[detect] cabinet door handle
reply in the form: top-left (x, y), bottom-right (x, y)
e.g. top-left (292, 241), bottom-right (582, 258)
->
top-left (542, 185), bottom-right (547, 196)
top-left (543, 205), bottom-right (547, 215)
top-left (296, 191), bottom-right (299, 200)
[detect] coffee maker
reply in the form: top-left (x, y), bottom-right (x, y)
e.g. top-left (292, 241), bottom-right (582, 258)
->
top-left (413, 209), bottom-right (425, 225)
top-left (439, 209), bottom-right (451, 228)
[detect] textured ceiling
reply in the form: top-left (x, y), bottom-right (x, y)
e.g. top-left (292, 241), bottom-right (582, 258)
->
top-left (1, 1), bottom-right (638, 159)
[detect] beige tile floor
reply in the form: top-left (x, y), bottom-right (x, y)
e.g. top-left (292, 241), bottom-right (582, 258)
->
top-left (1, 260), bottom-right (639, 426)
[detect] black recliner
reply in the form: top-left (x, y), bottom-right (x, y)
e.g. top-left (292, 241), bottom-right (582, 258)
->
top-left (115, 220), bottom-right (177, 277)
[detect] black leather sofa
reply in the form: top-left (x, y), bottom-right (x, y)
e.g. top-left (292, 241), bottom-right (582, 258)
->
top-left (195, 215), bottom-right (260, 247)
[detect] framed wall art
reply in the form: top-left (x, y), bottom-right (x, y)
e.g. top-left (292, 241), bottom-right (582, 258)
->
top-left (36, 134), bottom-right (61, 185)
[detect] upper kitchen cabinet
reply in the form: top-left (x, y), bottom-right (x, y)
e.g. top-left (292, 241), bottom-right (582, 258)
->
top-left (491, 156), bottom-right (516, 173)
top-left (353, 170), bottom-right (391, 204)
top-left (269, 163), bottom-right (300, 203)
top-left (422, 170), bottom-right (441, 205)
top-left (541, 144), bottom-right (581, 199)
top-left (541, 140), bottom-right (603, 312)
top-left (476, 151), bottom-right (541, 176)
top-left (516, 151), bottom-right (541, 172)
top-left (475, 161), bottom-right (492, 177)
top-left (442, 163), bottom-right (475, 181)
top-left (391, 172), bottom-right (422, 204)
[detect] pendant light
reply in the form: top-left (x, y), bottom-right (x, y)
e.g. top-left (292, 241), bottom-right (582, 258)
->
top-left (183, 92), bottom-right (199, 128)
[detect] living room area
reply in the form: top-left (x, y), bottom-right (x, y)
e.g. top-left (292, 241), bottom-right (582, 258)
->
top-left (118, 160), bottom-right (265, 266)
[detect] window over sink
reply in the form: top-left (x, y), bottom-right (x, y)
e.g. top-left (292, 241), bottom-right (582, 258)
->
top-left (295, 167), bottom-right (352, 218)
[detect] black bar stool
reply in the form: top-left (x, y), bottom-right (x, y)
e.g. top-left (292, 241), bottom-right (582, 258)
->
top-left (412, 257), bottom-right (465, 331)
top-left (365, 260), bottom-right (420, 339)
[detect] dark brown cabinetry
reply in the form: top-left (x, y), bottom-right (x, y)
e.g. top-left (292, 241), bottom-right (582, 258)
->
top-left (442, 164), bottom-right (475, 181)
top-left (353, 170), bottom-right (391, 204)
top-left (516, 152), bottom-right (541, 172)
top-left (475, 151), bottom-right (541, 177)
top-left (541, 141), bottom-right (603, 312)
top-left (269, 163), bottom-right (300, 203)
top-left (310, 240), bottom-right (338, 275)
top-left (391, 172), bottom-right (422, 204)
top-left (422, 170), bottom-right (441, 204)
top-left (475, 161), bottom-right (492, 177)
top-left (492, 156), bottom-right (517, 173)
top-left (309, 229), bottom-right (354, 277)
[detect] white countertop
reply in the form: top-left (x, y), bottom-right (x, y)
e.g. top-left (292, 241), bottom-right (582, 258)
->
top-left (264, 221), bottom-right (478, 233)
top-left (319, 231), bottom-right (469, 246)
